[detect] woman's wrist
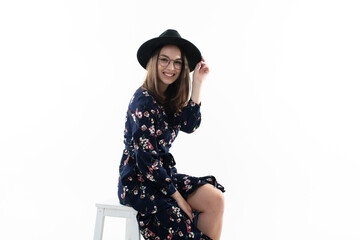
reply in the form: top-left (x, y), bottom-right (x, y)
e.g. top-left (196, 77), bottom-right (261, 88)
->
top-left (171, 190), bottom-right (181, 200)
top-left (171, 190), bottom-right (183, 202)
top-left (190, 81), bottom-right (203, 104)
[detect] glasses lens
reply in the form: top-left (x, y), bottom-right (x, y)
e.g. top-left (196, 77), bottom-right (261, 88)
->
top-left (159, 58), bottom-right (169, 67)
top-left (174, 61), bottom-right (182, 70)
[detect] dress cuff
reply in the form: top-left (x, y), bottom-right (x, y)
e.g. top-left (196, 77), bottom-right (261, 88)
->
top-left (167, 183), bottom-right (177, 196)
top-left (189, 98), bottom-right (201, 108)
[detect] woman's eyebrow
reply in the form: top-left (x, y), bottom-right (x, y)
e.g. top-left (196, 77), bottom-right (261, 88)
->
top-left (159, 54), bottom-right (182, 60)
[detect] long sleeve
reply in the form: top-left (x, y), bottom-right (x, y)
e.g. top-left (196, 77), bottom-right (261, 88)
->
top-left (177, 99), bottom-right (202, 133)
top-left (129, 93), bottom-right (177, 196)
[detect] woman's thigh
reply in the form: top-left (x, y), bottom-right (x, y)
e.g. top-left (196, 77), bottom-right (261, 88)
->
top-left (186, 184), bottom-right (224, 212)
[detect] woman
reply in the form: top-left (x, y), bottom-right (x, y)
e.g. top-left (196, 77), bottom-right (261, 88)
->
top-left (118, 29), bottom-right (225, 240)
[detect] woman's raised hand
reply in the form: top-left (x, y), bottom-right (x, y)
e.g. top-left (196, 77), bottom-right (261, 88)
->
top-left (192, 57), bottom-right (209, 84)
top-left (190, 57), bottom-right (209, 104)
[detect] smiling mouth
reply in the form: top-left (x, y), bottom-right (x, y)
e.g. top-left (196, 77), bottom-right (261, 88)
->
top-left (163, 72), bottom-right (175, 77)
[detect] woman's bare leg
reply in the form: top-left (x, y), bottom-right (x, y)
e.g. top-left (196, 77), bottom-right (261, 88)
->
top-left (187, 184), bottom-right (225, 240)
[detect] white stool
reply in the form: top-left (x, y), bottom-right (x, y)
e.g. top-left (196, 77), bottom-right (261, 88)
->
top-left (93, 199), bottom-right (141, 240)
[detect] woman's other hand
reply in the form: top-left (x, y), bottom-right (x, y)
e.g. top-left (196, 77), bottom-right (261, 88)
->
top-left (171, 190), bottom-right (194, 222)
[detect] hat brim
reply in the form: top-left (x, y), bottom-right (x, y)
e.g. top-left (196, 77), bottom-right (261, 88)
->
top-left (137, 36), bottom-right (201, 72)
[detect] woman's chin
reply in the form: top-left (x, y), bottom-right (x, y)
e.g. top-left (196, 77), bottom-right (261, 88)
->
top-left (160, 77), bottom-right (177, 86)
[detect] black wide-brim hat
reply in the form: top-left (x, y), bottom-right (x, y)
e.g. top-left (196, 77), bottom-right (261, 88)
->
top-left (137, 29), bottom-right (202, 72)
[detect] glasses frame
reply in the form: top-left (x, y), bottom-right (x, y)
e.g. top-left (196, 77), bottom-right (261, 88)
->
top-left (157, 56), bottom-right (183, 70)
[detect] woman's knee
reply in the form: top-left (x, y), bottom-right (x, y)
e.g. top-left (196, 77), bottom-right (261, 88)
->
top-left (211, 188), bottom-right (225, 214)
top-left (187, 184), bottom-right (225, 213)
top-left (201, 185), bottom-right (225, 213)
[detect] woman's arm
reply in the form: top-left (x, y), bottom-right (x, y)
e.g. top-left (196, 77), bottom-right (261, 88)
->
top-left (190, 57), bottom-right (210, 104)
top-left (176, 57), bottom-right (209, 133)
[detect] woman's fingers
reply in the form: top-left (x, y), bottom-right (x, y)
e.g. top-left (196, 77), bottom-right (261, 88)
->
top-left (196, 61), bottom-right (203, 71)
top-left (177, 198), bottom-right (194, 222)
top-left (199, 58), bottom-right (209, 71)
top-left (172, 190), bottom-right (194, 221)
top-left (192, 56), bottom-right (210, 84)
top-left (195, 57), bottom-right (205, 70)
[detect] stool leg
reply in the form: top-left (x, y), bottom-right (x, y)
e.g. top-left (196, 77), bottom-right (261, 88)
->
top-left (94, 208), bottom-right (105, 240)
top-left (125, 214), bottom-right (140, 240)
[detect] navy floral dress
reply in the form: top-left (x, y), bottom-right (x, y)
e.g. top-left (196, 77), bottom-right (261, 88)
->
top-left (118, 87), bottom-right (225, 240)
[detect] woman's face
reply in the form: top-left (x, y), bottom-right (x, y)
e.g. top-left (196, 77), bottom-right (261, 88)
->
top-left (157, 45), bottom-right (182, 90)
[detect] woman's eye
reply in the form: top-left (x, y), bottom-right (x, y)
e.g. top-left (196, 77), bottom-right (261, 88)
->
top-left (175, 61), bottom-right (182, 65)
top-left (159, 58), bottom-right (169, 63)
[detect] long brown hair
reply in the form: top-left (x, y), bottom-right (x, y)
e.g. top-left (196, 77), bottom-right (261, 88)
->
top-left (142, 46), bottom-right (191, 114)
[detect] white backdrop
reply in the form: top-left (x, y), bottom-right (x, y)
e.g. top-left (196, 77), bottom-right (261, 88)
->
top-left (1, 0), bottom-right (360, 239)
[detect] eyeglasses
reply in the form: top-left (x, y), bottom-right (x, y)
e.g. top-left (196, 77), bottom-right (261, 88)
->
top-left (158, 57), bottom-right (183, 70)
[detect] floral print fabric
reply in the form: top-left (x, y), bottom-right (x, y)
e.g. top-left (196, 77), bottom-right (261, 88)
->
top-left (118, 87), bottom-right (225, 239)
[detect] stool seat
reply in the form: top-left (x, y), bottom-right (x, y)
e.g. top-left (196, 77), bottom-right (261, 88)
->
top-left (93, 199), bottom-right (140, 240)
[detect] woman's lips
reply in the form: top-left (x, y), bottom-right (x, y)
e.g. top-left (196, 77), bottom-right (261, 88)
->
top-left (163, 72), bottom-right (175, 77)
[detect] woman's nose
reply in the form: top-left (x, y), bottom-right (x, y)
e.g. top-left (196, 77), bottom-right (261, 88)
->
top-left (166, 60), bottom-right (175, 70)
